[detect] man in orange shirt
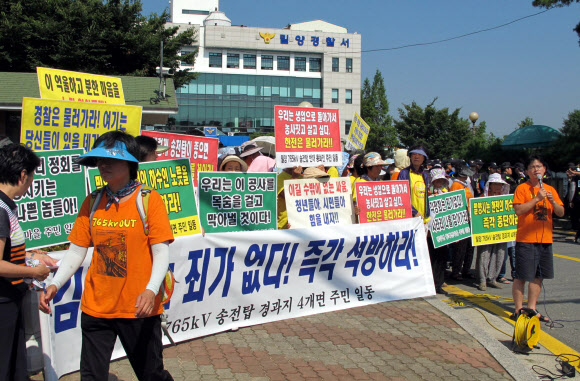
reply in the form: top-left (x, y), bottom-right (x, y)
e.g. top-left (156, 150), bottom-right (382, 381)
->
top-left (511, 156), bottom-right (564, 322)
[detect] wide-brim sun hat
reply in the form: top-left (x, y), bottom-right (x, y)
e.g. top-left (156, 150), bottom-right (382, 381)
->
top-left (455, 164), bottom-right (475, 178)
top-left (219, 155), bottom-right (248, 172)
top-left (347, 154), bottom-right (360, 169)
top-left (239, 141), bottom-right (263, 158)
top-left (302, 167), bottom-right (330, 179)
top-left (74, 141), bottom-right (139, 166)
top-left (363, 152), bottom-right (388, 167)
top-left (430, 167), bottom-right (449, 182)
top-left (485, 173), bottom-right (510, 196)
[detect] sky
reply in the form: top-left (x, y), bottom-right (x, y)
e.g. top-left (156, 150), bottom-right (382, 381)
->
top-left (141, 0), bottom-right (580, 138)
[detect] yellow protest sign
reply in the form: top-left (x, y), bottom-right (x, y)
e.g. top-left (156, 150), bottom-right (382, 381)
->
top-left (37, 67), bottom-right (125, 104)
top-left (347, 112), bottom-right (370, 150)
top-left (20, 98), bottom-right (141, 152)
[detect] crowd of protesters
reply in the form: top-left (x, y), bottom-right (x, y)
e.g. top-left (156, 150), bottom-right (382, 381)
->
top-left (0, 131), bottom-right (574, 379)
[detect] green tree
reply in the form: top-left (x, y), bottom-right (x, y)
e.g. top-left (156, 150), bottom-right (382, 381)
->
top-left (544, 109), bottom-right (580, 167)
top-left (359, 70), bottom-right (398, 155)
top-left (533, 0), bottom-right (580, 45)
top-left (0, 0), bottom-right (197, 88)
top-left (517, 116), bottom-right (534, 129)
top-left (394, 98), bottom-right (472, 159)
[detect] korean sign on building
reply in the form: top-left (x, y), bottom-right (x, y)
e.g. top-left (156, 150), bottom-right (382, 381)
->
top-left (20, 97), bottom-right (142, 153)
top-left (355, 181), bottom-right (412, 224)
top-left (37, 67), bottom-right (125, 104)
top-left (15, 149), bottom-right (86, 250)
top-left (87, 158), bottom-right (200, 237)
top-left (284, 177), bottom-right (354, 228)
top-left (470, 195), bottom-right (517, 246)
top-left (428, 190), bottom-right (471, 248)
top-left (198, 172), bottom-right (277, 233)
top-left (142, 130), bottom-right (219, 186)
top-left (274, 106), bottom-right (342, 169)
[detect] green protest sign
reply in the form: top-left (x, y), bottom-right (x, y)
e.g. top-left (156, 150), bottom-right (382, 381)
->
top-left (16, 149), bottom-right (86, 250)
top-left (428, 189), bottom-right (471, 248)
top-left (87, 158), bottom-right (200, 237)
top-left (198, 172), bottom-right (277, 233)
top-left (470, 194), bottom-right (517, 246)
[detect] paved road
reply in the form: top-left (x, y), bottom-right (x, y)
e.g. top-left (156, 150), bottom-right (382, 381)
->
top-left (447, 225), bottom-right (580, 353)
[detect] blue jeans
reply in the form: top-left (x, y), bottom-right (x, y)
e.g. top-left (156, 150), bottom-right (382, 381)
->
top-left (498, 245), bottom-right (515, 279)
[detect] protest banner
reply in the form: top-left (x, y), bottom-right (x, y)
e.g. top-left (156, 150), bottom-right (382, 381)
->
top-left (20, 98), bottom-right (142, 153)
top-left (142, 130), bottom-right (219, 186)
top-left (274, 105), bottom-right (341, 169)
top-left (39, 218), bottom-right (434, 378)
top-left (285, 177), bottom-right (354, 228)
top-left (87, 158), bottom-right (200, 237)
top-left (198, 172), bottom-right (277, 233)
top-left (470, 194), bottom-right (517, 246)
top-left (37, 67), bottom-right (125, 104)
top-left (355, 181), bottom-right (412, 223)
top-left (428, 189), bottom-right (471, 248)
top-left (346, 112), bottom-right (370, 151)
top-left (15, 149), bottom-right (85, 250)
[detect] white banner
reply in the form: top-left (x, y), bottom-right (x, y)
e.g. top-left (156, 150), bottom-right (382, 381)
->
top-left (285, 177), bottom-right (355, 228)
top-left (40, 219), bottom-right (434, 378)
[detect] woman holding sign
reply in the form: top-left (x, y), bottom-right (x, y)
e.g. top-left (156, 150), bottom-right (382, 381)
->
top-left (40, 131), bottom-right (174, 381)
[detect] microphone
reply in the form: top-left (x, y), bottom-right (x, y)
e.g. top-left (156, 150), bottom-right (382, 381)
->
top-left (537, 173), bottom-right (543, 188)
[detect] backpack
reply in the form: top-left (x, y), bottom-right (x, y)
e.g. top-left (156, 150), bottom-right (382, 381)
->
top-left (88, 184), bottom-right (176, 304)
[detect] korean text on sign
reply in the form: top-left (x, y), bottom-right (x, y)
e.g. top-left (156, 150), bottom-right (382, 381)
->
top-left (470, 194), bottom-right (517, 246)
top-left (428, 189), bottom-right (471, 248)
top-left (37, 67), bottom-right (125, 104)
top-left (274, 105), bottom-right (342, 169)
top-left (21, 98), bottom-right (142, 153)
top-left (355, 181), bottom-right (412, 224)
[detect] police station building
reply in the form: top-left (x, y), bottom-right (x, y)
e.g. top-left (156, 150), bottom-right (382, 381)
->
top-left (168, 0), bottom-right (361, 138)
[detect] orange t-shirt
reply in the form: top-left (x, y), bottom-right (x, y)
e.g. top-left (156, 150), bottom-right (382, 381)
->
top-left (391, 171), bottom-right (400, 181)
top-left (513, 182), bottom-right (563, 243)
top-left (449, 181), bottom-right (473, 202)
top-left (68, 189), bottom-right (174, 319)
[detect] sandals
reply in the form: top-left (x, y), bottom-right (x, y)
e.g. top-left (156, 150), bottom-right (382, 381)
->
top-left (497, 277), bottom-right (511, 284)
top-left (533, 309), bottom-right (550, 323)
top-left (509, 308), bottom-right (550, 323)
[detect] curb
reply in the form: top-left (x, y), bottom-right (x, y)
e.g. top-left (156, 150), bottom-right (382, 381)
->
top-left (423, 296), bottom-right (538, 381)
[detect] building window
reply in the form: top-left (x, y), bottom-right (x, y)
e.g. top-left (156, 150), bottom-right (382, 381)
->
top-left (309, 58), bottom-right (321, 72)
top-left (227, 53), bottom-right (240, 68)
top-left (277, 56), bottom-right (290, 71)
top-left (261, 55), bottom-right (273, 70)
top-left (243, 54), bottom-right (256, 69)
top-left (346, 58), bottom-right (353, 73)
top-left (295, 57), bottom-right (306, 71)
top-left (180, 51), bottom-right (193, 66)
top-left (345, 89), bottom-right (352, 104)
top-left (345, 120), bottom-right (352, 135)
top-left (332, 57), bottom-right (339, 72)
top-left (182, 9), bottom-right (210, 15)
top-left (332, 89), bottom-right (339, 103)
top-left (209, 53), bottom-right (222, 68)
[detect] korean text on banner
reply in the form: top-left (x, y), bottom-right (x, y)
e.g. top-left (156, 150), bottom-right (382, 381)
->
top-left (37, 67), bottom-right (125, 104)
top-left (87, 158), bottom-right (200, 237)
top-left (356, 181), bottom-right (412, 223)
top-left (15, 149), bottom-right (86, 250)
top-left (346, 112), bottom-right (370, 151)
top-left (21, 98), bottom-right (142, 153)
top-left (142, 130), bottom-right (218, 186)
top-left (285, 177), bottom-right (354, 228)
top-left (428, 189), bottom-right (471, 248)
top-left (40, 219), bottom-right (434, 378)
top-left (198, 172), bottom-right (277, 233)
top-left (470, 194), bottom-right (517, 246)
top-left (274, 105), bottom-right (341, 169)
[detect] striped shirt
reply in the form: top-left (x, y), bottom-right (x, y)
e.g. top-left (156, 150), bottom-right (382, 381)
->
top-left (0, 190), bottom-right (26, 292)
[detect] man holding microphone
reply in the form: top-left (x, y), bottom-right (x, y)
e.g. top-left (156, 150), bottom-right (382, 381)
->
top-left (511, 156), bottom-right (564, 322)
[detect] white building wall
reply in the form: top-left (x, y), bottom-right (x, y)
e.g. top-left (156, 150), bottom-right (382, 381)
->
top-left (169, 0), bottom-right (219, 24)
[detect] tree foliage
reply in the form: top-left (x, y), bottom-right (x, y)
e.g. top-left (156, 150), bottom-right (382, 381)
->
top-left (517, 116), bottom-right (535, 129)
top-left (394, 98), bottom-right (475, 159)
top-left (359, 70), bottom-right (398, 155)
top-left (533, 0), bottom-right (580, 46)
top-left (544, 109), bottom-right (580, 168)
top-left (0, 0), bottom-right (197, 88)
